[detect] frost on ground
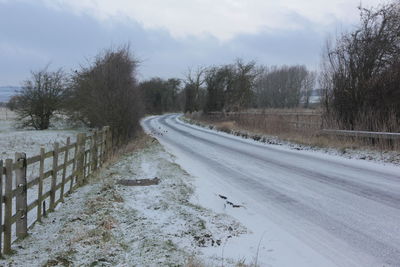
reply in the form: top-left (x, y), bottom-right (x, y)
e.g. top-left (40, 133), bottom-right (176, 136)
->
top-left (1, 137), bottom-right (248, 266)
top-left (0, 130), bottom-right (79, 160)
top-left (181, 117), bottom-right (400, 166)
top-left (0, 108), bottom-right (84, 160)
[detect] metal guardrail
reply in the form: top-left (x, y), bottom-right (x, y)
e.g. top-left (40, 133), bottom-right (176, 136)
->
top-left (320, 129), bottom-right (400, 140)
top-left (204, 112), bottom-right (400, 140)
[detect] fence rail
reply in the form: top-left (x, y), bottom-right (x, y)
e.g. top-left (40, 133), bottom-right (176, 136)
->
top-left (0, 126), bottom-right (112, 255)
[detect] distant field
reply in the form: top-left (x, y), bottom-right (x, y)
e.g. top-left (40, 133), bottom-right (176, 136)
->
top-left (0, 107), bottom-right (16, 120)
top-left (0, 107), bottom-right (83, 160)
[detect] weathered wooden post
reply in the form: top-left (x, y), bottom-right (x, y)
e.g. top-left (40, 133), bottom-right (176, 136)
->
top-left (60, 137), bottom-right (70, 202)
top-left (91, 130), bottom-right (98, 171)
top-left (103, 127), bottom-right (110, 160)
top-left (50, 143), bottom-right (59, 211)
top-left (83, 151), bottom-right (88, 180)
top-left (15, 152), bottom-right (28, 239)
top-left (101, 126), bottom-right (109, 164)
top-left (3, 159), bottom-right (13, 254)
top-left (98, 130), bottom-right (103, 166)
top-left (76, 133), bottom-right (86, 186)
top-left (37, 147), bottom-right (45, 222)
top-left (70, 143), bottom-right (78, 192)
top-left (107, 127), bottom-right (112, 159)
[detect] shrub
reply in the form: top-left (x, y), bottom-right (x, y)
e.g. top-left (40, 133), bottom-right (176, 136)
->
top-left (12, 68), bottom-right (67, 130)
top-left (67, 46), bottom-right (144, 145)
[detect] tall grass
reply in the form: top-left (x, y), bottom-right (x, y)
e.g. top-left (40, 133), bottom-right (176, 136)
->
top-left (188, 109), bottom-right (400, 151)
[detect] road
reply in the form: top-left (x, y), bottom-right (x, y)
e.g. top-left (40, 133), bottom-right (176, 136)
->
top-left (143, 114), bottom-right (400, 267)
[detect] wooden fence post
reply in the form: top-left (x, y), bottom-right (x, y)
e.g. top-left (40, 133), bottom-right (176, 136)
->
top-left (85, 139), bottom-right (90, 179)
top-left (98, 130), bottom-right (103, 167)
top-left (37, 147), bottom-right (45, 222)
top-left (103, 128), bottom-right (108, 161)
top-left (50, 143), bottom-right (59, 211)
top-left (15, 152), bottom-right (28, 239)
top-left (76, 133), bottom-right (86, 186)
top-left (70, 143), bottom-right (78, 193)
top-left (3, 159), bottom-right (13, 254)
top-left (91, 131), bottom-right (98, 171)
top-left (106, 127), bottom-right (112, 159)
top-left (101, 126), bottom-right (109, 163)
top-left (60, 138), bottom-right (70, 202)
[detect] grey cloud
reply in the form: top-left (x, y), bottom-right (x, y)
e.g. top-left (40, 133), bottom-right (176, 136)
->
top-left (0, 1), bottom-right (333, 85)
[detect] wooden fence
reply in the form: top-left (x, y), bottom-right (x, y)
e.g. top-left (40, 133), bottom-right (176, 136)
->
top-left (0, 126), bottom-right (112, 255)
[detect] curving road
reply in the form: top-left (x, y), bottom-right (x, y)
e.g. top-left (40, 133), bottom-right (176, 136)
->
top-left (143, 114), bottom-right (400, 267)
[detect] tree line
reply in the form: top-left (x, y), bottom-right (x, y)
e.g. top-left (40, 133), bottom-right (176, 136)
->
top-left (6, 53), bottom-right (318, 139)
top-left (139, 60), bottom-right (316, 114)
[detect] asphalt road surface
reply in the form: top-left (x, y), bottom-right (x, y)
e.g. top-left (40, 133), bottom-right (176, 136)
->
top-left (143, 114), bottom-right (400, 267)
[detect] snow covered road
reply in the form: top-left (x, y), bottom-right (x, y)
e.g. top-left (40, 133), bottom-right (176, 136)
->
top-left (143, 114), bottom-right (400, 267)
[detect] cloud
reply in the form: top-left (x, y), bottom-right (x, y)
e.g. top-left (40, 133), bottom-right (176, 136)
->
top-left (0, 42), bottom-right (48, 61)
top-left (0, 0), bottom-right (386, 85)
top-left (38, 0), bottom-right (381, 40)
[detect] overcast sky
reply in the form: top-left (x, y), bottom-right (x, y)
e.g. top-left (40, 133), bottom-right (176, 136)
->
top-left (0, 0), bottom-right (383, 85)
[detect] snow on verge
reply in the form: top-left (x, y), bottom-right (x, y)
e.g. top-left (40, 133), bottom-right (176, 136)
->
top-left (1, 137), bottom-right (248, 266)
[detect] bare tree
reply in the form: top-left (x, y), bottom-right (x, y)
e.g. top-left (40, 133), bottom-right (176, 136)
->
top-left (254, 65), bottom-right (315, 108)
top-left (139, 77), bottom-right (182, 114)
top-left (301, 71), bottom-right (317, 108)
top-left (322, 1), bottom-right (400, 130)
top-left (224, 59), bottom-right (258, 111)
top-left (204, 65), bottom-right (230, 112)
top-left (67, 46), bottom-right (143, 144)
top-left (13, 68), bottom-right (67, 130)
top-left (202, 60), bottom-right (258, 112)
top-left (184, 67), bottom-right (205, 113)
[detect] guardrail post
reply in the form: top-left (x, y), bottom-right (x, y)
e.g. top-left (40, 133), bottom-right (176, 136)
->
top-left (3, 159), bottom-right (13, 254)
top-left (15, 152), bottom-right (28, 239)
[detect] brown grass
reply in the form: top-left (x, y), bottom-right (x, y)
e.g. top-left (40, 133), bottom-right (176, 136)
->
top-left (185, 256), bottom-right (205, 267)
top-left (215, 121), bottom-right (236, 133)
top-left (187, 110), bottom-right (400, 152)
top-left (106, 130), bottom-right (154, 166)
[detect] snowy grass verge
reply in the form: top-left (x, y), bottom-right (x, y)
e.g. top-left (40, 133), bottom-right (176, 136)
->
top-left (1, 135), bottom-right (251, 266)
